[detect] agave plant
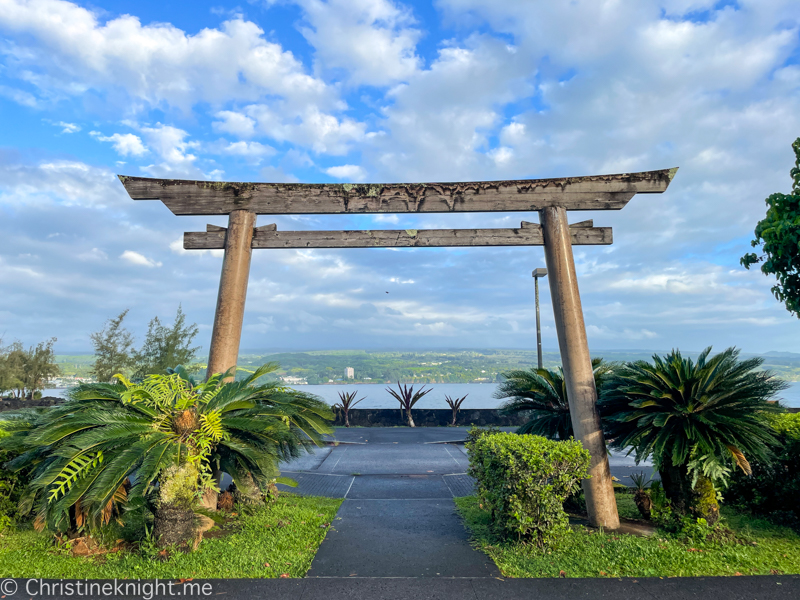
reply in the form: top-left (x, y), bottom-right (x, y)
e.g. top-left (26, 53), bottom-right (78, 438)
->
top-left (332, 391), bottom-right (365, 427)
top-left (0, 363), bottom-right (333, 546)
top-left (385, 384), bottom-right (431, 427)
top-left (600, 347), bottom-right (786, 524)
top-left (495, 358), bottom-right (615, 439)
top-left (444, 394), bottom-right (468, 427)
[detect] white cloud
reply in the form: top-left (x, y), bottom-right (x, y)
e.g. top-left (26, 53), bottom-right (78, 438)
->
top-left (296, 0), bottom-right (422, 86)
top-left (90, 131), bottom-right (147, 156)
top-left (169, 237), bottom-right (223, 258)
top-left (221, 141), bottom-right (276, 159)
top-left (0, 159), bottom-right (126, 208)
top-left (325, 164), bottom-right (367, 181)
top-left (0, 84), bottom-right (38, 107)
top-left (120, 250), bottom-right (162, 268)
top-left (137, 124), bottom-right (201, 177)
top-left (0, 1), bottom-right (336, 110)
top-left (213, 111), bottom-right (257, 138)
top-left (215, 105), bottom-right (367, 155)
top-left (55, 121), bottom-right (80, 134)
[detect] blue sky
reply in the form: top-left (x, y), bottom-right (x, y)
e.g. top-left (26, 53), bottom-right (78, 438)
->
top-left (1, 0), bottom-right (799, 354)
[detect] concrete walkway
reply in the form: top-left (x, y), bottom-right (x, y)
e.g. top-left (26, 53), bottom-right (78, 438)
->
top-left (279, 427), bottom-right (498, 578)
top-left (277, 427), bottom-right (661, 579)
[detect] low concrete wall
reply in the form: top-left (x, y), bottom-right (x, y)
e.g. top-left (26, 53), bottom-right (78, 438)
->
top-left (333, 408), bottom-right (527, 427)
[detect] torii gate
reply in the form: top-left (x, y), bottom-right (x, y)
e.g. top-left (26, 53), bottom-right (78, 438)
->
top-left (119, 167), bottom-right (678, 530)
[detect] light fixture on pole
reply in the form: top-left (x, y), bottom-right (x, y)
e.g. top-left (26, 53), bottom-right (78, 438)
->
top-left (532, 268), bottom-right (548, 370)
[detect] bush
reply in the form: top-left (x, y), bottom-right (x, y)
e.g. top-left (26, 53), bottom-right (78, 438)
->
top-left (466, 431), bottom-right (590, 547)
top-left (725, 412), bottom-right (800, 529)
top-left (0, 419), bottom-right (31, 531)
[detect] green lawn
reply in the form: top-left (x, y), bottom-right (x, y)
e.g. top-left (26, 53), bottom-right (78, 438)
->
top-left (455, 494), bottom-right (800, 578)
top-left (0, 495), bottom-right (342, 579)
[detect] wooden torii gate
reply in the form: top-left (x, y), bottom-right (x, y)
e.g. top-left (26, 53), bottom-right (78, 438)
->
top-left (119, 167), bottom-right (678, 529)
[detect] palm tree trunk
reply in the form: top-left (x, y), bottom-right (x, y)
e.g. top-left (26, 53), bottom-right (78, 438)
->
top-left (200, 468), bottom-right (223, 510)
top-left (406, 408), bottom-right (415, 427)
top-left (659, 458), bottom-right (694, 516)
top-left (153, 504), bottom-right (196, 547)
top-left (345, 410), bottom-right (350, 427)
top-left (659, 458), bottom-right (719, 524)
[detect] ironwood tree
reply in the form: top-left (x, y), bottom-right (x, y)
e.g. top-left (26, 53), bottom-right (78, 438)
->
top-left (0, 338), bottom-right (60, 399)
top-left (90, 309), bottom-right (135, 383)
top-left (132, 305), bottom-right (200, 378)
top-left (741, 137), bottom-right (800, 315)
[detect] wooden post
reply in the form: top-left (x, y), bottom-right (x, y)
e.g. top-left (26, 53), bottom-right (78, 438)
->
top-left (206, 209), bottom-right (256, 381)
top-left (540, 206), bottom-right (620, 529)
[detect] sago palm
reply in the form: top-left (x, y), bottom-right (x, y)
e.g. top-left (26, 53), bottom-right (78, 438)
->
top-left (1, 363), bottom-right (333, 545)
top-left (599, 347), bottom-right (785, 524)
top-left (495, 358), bottom-right (615, 439)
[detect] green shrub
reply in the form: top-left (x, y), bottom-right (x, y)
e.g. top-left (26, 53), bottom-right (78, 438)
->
top-left (0, 419), bottom-right (31, 531)
top-left (466, 431), bottom-right (590, 547)
top-left (725, 412), bottom-right (800, 529)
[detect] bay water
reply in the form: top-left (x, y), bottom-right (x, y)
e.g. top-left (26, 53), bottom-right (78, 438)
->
top-left (43, 380), bottom-right (800, 408)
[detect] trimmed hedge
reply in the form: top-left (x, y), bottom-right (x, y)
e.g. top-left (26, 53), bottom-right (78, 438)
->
top-left (725, 412), bottom-right (800, 529)
top-left (466, 428), bottom-right (590, 547)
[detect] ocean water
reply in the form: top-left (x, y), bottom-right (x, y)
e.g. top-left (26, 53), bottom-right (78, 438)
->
top-left (43, 380), bottom-right (800, 408)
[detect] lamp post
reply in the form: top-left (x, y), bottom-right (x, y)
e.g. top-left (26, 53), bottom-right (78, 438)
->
top-left (532, 268), bottom-right (548, 370)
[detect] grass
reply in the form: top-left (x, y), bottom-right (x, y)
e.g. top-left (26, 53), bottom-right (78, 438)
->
top-left (0, 495), bottom-right (342, 579)
top-left (455, 493), bottom-right (800, 578)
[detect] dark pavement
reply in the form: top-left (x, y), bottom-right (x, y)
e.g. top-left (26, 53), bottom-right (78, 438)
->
top-left (9, 576), bottom-right (795, 599)
top-left (276, 427), bottom-right (664, 580)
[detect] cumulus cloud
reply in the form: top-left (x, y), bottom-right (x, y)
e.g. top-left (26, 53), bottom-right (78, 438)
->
top-left (120, 250), bottom-right (162, 268)
top-left (0, 1), bottom-right (335, 109)
top-left (295, 0), bottom-right (422, 86)
top-left (90, 132), bottom-right (147, 156)
top-left (325, 164), bottom-right (367, 181)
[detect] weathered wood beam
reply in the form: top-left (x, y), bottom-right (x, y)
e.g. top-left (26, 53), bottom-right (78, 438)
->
top-left (118, 168), bottom-right (677, 216)
top-left (184, 225), bottom-right (612, 250)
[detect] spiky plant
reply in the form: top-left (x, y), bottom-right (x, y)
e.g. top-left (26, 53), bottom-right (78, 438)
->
top-left (495, 358), bottom-right (616, 439)
top-left (0, 363), bottom-right (333, 546)
top-left (629, 471), bottom-right (653, 520)
top-left (332, 391), bottom-right (365, 427)
top-left (385, 384), bottom-right (431, 427)
top-left (600, 347), bottom-right (786, 524)
top-left (444, 394), bottom-right (468, 426)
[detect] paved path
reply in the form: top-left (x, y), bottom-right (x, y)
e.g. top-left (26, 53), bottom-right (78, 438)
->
top-left (276, 427), bottom-right (660, 579)
top-left (278, 427), bottom-right (499, 578)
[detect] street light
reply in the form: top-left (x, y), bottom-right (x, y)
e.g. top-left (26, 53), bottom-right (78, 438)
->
top-left (532, 268), bottom-right (548, 370)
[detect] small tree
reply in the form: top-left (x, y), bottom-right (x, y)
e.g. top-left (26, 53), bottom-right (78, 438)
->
top-left (333, 391), bottom-right (365, 427)
top-left (444, 394), bottom-right (468, 426)
top-left (20, 338), bottom-right (60, 399)
top-left (90, 310), bottom-right (136, 383)
top-left (741, 137), bottom-right (800, 315)
top-left (0, 340), bottom-right (23, 398)
top-left (600, 347), bottom-right (785, 525)
top-left (133, 305), bottom-right (200, 378)
top-left (0, 339), bottom-right (60, 400)
top-left (386, 383), bottom-right (431, 427)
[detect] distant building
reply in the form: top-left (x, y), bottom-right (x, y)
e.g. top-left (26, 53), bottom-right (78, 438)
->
top-left (344, 367), bottom-right (355, 379)
top-left (280, 376), bottom-right (308, 385)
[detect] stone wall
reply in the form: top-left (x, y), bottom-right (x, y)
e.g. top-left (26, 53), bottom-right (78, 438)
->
top-left (333, 408), bottom-right (528, 427)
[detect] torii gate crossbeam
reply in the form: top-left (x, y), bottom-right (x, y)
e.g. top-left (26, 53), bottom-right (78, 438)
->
top-left (119, 167), bottom-right (679, 531)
